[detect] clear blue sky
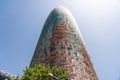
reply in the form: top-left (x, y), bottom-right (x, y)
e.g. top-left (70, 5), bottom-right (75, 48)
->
top-left (0, 0), bottom-right (120, 80)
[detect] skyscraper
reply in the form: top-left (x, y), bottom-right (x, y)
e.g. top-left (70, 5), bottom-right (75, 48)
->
top-left (30, 6), bottom-right (98, 80)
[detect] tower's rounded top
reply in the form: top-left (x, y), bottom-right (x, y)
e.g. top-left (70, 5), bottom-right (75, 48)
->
top-left (51, 6), bottom-right (71, 16)
top-left (43, 6), bottom-right (81, 35)
top-left (49, 6), bottom-right (80, 32)
top-left (53, 6), bottom-right (68, 11)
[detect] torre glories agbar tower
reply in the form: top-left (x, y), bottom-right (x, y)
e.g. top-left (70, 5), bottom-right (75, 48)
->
top-left (30, 6), bottom-right (98, 80)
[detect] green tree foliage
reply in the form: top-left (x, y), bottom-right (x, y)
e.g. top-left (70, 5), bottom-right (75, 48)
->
top-left (22, 64), bottom-right (51, 80)
top-left (11, 64), bottom-right (71, 80)
top-left (51, 66), bottom-right (71, 80)
top-left (10, 75), bottom-right (20, 80)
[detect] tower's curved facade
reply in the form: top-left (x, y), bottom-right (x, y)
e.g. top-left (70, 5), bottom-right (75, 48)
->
top-left (30, 6), bottom-right (98, 80)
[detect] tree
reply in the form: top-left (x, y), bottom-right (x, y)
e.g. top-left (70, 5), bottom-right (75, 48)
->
top-left (11, 64), bottom-right (71, 80)
top-left (10, 75), bottom-right (20, 80)
top-left (22, 64), bottom-right (51, 80)
top-left (51, 66), bottom-right (71, 80)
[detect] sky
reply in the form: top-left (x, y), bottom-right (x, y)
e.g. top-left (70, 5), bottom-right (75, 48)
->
top-left (0, 0), bottom-right (120, 80)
